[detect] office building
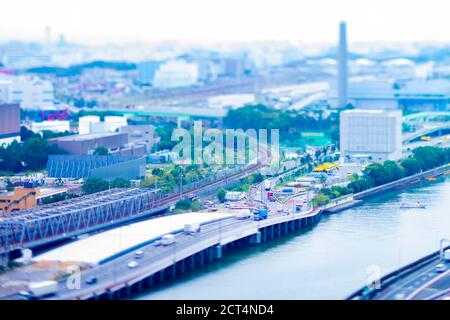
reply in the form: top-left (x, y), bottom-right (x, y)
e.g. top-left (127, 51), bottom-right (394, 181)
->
top-left (104, 116), bottom-right (128, 132)
top-left (0, 76), bottom-right (54, 110)
top-left (340, 109), bottom-right (402, 163)
top-left (137, 61), bottom-right (161, 85)
top-left (119, 125), bottom-right (156, 153)
top-left (0, 103), bottom-right (21, 146)
top-left (78, 115), bottom-right (100, 135)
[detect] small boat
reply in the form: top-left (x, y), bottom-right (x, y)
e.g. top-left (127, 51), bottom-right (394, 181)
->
top-left (400, 202), bottom-right (426, 209)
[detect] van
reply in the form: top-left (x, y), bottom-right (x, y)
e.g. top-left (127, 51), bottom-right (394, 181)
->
top-left (184, 223), bottom-right (201, 234)
top-left (161, 234), bottom-right (176, 246)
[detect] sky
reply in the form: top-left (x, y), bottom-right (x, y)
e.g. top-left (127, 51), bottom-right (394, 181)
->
top-left (1, 0), bottom-right (450, 45)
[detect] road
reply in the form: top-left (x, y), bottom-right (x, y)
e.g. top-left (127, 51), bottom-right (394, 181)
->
top-left (50, 205), bottom-right (317, 300)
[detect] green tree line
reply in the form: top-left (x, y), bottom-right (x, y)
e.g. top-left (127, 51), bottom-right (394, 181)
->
top-left (312, 146), bottom-right (450, 206)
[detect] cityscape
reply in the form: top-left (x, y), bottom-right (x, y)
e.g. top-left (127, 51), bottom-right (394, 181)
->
top-left (1, 0), bottom-right (450, 307)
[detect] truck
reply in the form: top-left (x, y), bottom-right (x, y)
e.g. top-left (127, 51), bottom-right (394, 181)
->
top-left (444, 249), bottom-right (450, 261)
top-left (20, 281), bottom-right (58, 299)
top-left (184, 223), bottom-right (201, 234)
top-left (161, 234), bottom-right (176, 246)
top-left (253, 209), bottom-right (268, 221)
top-left (235, 209), bottom-right (251, 220)
top-left (264, 180), bottom-right (272, 191)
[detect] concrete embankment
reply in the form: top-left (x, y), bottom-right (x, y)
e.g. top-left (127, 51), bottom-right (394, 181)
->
top-left (322, 200), bottom-right (363, 214)
top-left (322, 164), bottom-right (450, 214)
top-left (354, 164), bottom-right (450, 201)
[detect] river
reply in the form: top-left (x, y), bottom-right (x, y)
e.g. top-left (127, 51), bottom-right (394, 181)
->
top-left (137, 175), bottom-right (450, 300)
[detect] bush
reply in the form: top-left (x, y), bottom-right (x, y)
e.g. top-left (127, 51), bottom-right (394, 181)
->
top-left (217, 187), bottom-right (226, 203)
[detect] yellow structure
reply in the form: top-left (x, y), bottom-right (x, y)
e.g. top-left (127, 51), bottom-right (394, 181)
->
top-left (0, 187), bottom-right (40, 214)
top-left (313, 162), bottom-right (341, 173)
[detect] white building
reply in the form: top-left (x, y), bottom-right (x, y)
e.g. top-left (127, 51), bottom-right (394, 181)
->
top-left (104, 116), bottom-right (128, 132)
top-left (340, 109), bottom-right (402, 163)
top-left (0, 80), bottom-right (12, 103)
top-left (78, 116), bottom-right (100, 135)
top-left (120, 125), bottom-right (156, 153)
top-left (0, 76), bottom-right (54, 110)
top-left (31, 120), bottom-right (71, 134)
top-left (153, 60), bottom-right (199, 88)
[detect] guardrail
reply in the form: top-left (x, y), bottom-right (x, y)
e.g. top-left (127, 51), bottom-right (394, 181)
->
top-left (347, 245), bottom-right (450, 300)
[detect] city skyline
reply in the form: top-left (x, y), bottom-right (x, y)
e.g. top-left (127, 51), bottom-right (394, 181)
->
top-left (2, 0), bottom-right (450, 45)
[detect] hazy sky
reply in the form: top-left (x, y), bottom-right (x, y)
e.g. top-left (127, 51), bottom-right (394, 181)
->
top-left (2, 0), bottom-right (450, 44)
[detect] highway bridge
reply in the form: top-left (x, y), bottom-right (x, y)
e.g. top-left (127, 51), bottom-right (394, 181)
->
top-left (37, 205), bottom-right (322, 300)
top-left (0, 162), bottom-right (263, 259)
top-left (402, 122), bottom-right (450, 144)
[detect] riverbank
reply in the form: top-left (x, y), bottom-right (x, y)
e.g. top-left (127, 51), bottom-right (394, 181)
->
top-left (321, 164), bottom-right (450, 214)
top-left (139, 175), bottom-right (450, 300)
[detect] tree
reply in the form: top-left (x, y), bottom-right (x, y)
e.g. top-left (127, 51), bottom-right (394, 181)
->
top-left (400, 158), bottom-right (421, 176)
top-left (383, 160), bottom-right (406, 181)
top-left (175, 199), bottom-right (192, 210)
top-left (364, 163), bottom-right (390, 186)
top-left (151, 168), bottom-right (164, 177)
top-left (217, 187), bottom-right (226, 203)
top-left (82, 178), bottom-right (109, 194)
top-left (111, 178), bottom-right (131, 188)
top-left (93, 146), bottom-right (110, 156)
top-left (312, 193), bottom-right (330, 206)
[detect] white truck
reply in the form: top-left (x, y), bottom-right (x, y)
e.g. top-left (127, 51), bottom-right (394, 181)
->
top-left (20, 281), bottom-right (58, 299)
top-left (235, 209), bottom-right (252, 220)
top-left (264, 180), bottom-right (272, 191)
top-left (184, 223), bottom-right (201, 234)
top-left (444, 249), bottom-right (450, 261)
top-left (161, 234), bottom-right (176, 246)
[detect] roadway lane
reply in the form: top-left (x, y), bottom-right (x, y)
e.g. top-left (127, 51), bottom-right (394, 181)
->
top-left (47, 200), bottom-right (315, 300)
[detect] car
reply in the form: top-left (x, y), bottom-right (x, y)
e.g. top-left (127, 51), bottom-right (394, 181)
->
top-left (153, 240), bottom-right (161, 247)
top-left (134, 250), bottom-right (144, 259)
top-left (85, 276), bottom-right (98, 285)
top-left (128, 261), bottom-right (139, 269)
top-left (436, 263), bottom-right (447, 273)
top-left (224, 203), bottom-right (230, 208)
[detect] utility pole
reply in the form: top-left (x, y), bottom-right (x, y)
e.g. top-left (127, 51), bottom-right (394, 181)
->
top-left (179, 171), bottom-right (183, 200)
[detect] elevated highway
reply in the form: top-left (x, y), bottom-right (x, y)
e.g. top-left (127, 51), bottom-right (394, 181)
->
top-left (43, 206), bottom-right (321, 300)
top-left (0, 162), bottom-right (263, 257)
top-left (348, 243), bottom-right (450, 300)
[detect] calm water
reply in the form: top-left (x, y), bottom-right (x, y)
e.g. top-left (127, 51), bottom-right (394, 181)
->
top-left (138, 176), bottom-right (450, 300)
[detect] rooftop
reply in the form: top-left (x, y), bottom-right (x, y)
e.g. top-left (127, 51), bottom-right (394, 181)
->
top-left (33, 211), bottom-right (235, 265)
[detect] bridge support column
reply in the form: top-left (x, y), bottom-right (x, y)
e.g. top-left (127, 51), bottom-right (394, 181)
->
top-left (249, 231), bottom-right (262, 244)
top-left (0, 254), bottom-right (8, 270)
top-left (215, 245), bottom-right (223, 259)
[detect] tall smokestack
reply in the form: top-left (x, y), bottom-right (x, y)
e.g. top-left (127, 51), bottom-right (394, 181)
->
top-left (338, 21), bottom-right (348, 108)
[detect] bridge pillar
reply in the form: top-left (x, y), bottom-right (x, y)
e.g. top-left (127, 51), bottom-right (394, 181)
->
top-left (145, 275), bottom-right (154, 287)
top-left (0, 253), bottom-right (8, 271)
top-left (249, 231), bottom-right (262, 244)
top-left (215, 245), bottom-right (223, 259)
